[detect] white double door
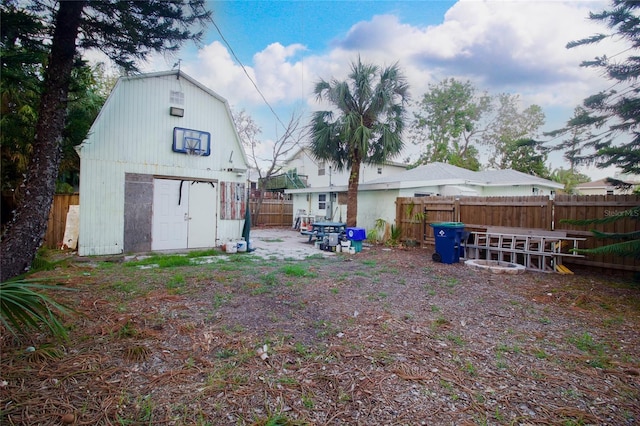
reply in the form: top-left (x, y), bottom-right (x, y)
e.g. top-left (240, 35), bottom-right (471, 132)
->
top-left (151, 178), bottom-right (217, 250)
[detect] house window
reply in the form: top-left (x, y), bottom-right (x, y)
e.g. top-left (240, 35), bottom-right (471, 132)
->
top-left (377, 167), bottom-right (382, 174)
top-left (532, 187), bottom-right (539, 195)
top-left (606, 189), bottom-right (614, 195)
top-left (318, 162), bottom-right (325, 176)
top-left (170, 90), bottom-right (184, 105)
top-left (318, 193), bottom-right (327, 210)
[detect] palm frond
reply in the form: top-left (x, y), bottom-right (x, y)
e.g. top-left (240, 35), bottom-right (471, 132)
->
top-left (0, 278), bottom-right (76, 341)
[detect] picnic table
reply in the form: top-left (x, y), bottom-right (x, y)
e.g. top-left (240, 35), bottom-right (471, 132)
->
top-left (300, 221), bottom-right (346, 243)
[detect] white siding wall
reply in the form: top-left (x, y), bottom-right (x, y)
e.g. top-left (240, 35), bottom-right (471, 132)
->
top-left (286, 149), bottom-right (406, 188)
top-left (481, 185), bottom-right (548, 197)
top-left (78, 73), bottom-right (247, 256)
top-left (356, 190), bottom-right (399, 232)
top-left (396, 186), bottom-right (441, 197)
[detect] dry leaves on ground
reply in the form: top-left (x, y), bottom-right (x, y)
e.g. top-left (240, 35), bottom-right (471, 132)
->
top-left (1, 244), bottom-right (639, 425)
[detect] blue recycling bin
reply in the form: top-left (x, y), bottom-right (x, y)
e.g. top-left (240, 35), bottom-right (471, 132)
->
top-left (346, 227), bottom-right (366, 241)
top-left (346, 227), bottom-right (366, 253)
top-left (430, 222), bottom-right (466, 264)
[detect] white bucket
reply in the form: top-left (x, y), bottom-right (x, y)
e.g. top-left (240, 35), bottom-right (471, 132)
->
top-left (237, 240), bottom-right (247, 252)
top-left (336, 245), bottom-right (342, 253)
top-left (248, 239), bottom-right (254, 251)
top-left (225, 241), bottom-right (237, 253)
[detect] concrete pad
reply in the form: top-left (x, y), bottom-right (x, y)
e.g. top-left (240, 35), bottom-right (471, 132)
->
top-left (247, 228), bottom-right (337, 260)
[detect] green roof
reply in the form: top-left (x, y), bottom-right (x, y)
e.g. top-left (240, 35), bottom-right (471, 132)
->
top-left (261, 170), bottom-right (307, 191)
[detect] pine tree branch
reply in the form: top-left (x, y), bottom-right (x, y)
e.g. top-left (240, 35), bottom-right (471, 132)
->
top-left (575, 239), bottom-right (640, 259)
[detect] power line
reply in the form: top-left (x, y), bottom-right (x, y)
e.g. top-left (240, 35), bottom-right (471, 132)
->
top-left (208, 15), bottom-right (288, 133)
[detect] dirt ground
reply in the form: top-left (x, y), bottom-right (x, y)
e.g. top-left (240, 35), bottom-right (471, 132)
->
top-left (1, 229), bottom-right (639, 425)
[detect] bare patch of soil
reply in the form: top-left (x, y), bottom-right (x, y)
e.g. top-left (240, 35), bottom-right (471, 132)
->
top-left (1, 243), bottom-right (639, 425)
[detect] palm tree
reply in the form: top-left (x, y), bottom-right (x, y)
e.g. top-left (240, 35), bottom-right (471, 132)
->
top-left (309, 57), bottom-right (409, 227)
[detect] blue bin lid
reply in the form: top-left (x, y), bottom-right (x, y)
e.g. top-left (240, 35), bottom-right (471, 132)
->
top-left (430, 222), bottom-right (465, 228)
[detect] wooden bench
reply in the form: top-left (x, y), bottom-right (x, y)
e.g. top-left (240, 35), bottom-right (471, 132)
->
top-left (464, 226), bottom-right (585, 273)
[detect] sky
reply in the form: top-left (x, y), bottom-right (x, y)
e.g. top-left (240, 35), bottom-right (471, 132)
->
top-left (134, 0), bottom-right (625, 180)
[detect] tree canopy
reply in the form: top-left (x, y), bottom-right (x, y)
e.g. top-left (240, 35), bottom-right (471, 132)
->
top-left (552, 0), bottom-right (640, 263)
top-left (411, 78), bottom-right (490, 170)
top-left (309, 57), bottom-right (409, 227)
top-left (411, 79), bottom-right (546, 173)
top-left (547, 0), bottom-right (640, 176)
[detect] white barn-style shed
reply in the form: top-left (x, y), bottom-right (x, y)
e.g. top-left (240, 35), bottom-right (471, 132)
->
top-left (77, 70), bottom-right (249, 256)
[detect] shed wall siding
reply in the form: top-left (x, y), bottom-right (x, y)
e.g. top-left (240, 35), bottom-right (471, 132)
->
top-left (79, 75), bottom-right (242, 172)
top-left (79, 161), bottom-right (245, 256)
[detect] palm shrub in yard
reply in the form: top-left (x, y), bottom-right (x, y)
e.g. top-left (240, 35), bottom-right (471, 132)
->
top-left (0, 278), bottom-right (74, 341)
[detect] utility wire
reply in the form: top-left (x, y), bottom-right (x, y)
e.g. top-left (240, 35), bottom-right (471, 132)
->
top-left (208, 15), bottom-right (288, 132)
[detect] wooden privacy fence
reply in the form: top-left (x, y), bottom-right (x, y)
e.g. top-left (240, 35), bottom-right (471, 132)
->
top-left (249, 198), bottom-right (293, 227)
top-left (396, 195), bottom-right (639, 272)
top-left (44, 193), bottom-right (79, 249)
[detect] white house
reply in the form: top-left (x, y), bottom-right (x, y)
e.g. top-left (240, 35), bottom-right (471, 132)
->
top-left (576, 174), bottom-right (640, 195)
top-left (282, 147), bottom-right (408, 220)
top-left (285, 162), bottom-right (564, 231)
top-left (77, 70), bottom-right (249, 256)
top-left (575, 179), bottom-right (621, 195)
top-left (284, 146), bottom-right (408, 189)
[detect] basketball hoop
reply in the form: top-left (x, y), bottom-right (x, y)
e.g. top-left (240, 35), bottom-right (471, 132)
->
top-left (172, 127), bottom-right (211, 156)
top-left (184, 137), bottom-right (206, 156)
top-left (184, 140), bottom-right (205, 157)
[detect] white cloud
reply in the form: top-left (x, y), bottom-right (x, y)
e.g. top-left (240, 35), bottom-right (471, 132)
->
top-left (183, 41), bottom-right (261, 104)
top-left (103, 1), bottom-right (623, 178)
top-left (331, 1), bottom-right (615, 109)
top-left (252, 42), bottom-right (307, 103)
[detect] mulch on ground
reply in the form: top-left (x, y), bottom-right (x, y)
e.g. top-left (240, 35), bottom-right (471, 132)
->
top-left (1, 245), bottom-right (639, 425)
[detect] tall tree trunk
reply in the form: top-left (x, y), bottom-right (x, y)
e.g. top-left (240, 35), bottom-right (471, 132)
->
top-left (346, 158), bottom-right (361, 227)
top-left (0, 1), bottom-right (85, 281)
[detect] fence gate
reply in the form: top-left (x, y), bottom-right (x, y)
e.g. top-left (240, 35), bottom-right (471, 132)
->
top-left (396, 197), bottom-right (459, 246)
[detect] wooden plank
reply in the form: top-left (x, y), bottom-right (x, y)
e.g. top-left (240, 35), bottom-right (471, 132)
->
top-left (44, 193), bottom-right (79, 249)
top-left (486, 227), bottom-right (567, 238)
